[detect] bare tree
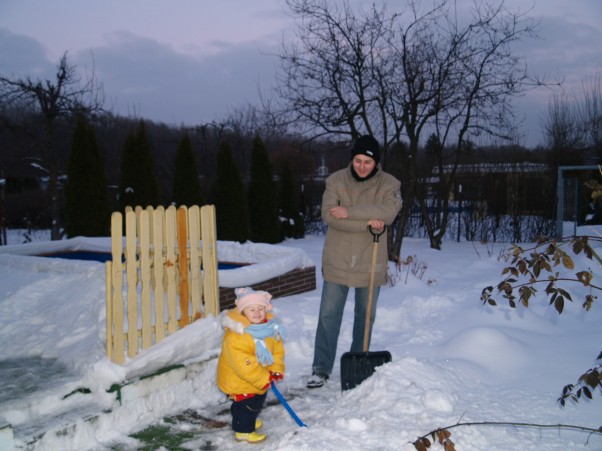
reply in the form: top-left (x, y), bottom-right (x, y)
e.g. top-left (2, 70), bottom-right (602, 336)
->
top-left (408, 1), bottom-right (540, 250)
top-left (579, 73), bottom-right (602, 152)
top-left (542, 73), bottom-right (602, 175)
top-left (277, 0), bottom-right (397, 142)
top-left (278, 0), bottom-right (543, 255)
top-left (219, 100), bottom-right (287, 143)
top-left (0, 52), bottom-right (104, 240)
top-left (543, 93), bottom-right (583, 153)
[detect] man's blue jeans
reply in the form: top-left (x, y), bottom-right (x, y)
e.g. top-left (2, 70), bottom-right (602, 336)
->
top-left (311, 280), bottom-right (380, 376)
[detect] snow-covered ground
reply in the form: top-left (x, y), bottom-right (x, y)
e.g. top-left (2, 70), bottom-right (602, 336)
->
top-left (1, 228), bottom-right (601, 450)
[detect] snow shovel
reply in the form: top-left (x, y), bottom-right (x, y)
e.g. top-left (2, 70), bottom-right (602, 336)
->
top-left (340, 226), bottom-right (391, 391)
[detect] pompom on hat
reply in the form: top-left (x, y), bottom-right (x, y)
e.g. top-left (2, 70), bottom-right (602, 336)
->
top-left (350, 135), bottom-right (380, 164)
top-left (234, 287), bottom-right (273, 313)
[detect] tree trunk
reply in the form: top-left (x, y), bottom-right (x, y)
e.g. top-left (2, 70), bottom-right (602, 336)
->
top-left (49, 147), bottom-right (63, 240)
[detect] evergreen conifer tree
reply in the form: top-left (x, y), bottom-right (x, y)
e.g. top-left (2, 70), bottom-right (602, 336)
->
top-left (64, 115), bottom-right (110, 237)
top-left (119, 121), bottom-right (160, 210)
top-left (212, 140), bottom-right (249, 242)
top-left (172, 133), bottom-right (203, 207)
top-left (279, 158), bottom-right (305, 239)
top-left (248, 135), bottom-right (281, 243)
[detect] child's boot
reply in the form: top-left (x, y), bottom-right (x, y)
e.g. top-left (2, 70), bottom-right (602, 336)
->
top-left (235, 431), bottom-right (267, 443)
top-left (255, 419), bottom-right (263, 430)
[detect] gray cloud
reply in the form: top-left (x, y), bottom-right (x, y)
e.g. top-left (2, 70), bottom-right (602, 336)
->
top-left (0, 25), bottom-right (280, 126)
top-left (522, 16), bottom-right (602, 83)
top-left (0, 28), bottom-right (55, 77)
top-left (71, 31), bottom-right (280, 125)
top-left (510, 13), bottom-right (602, 146)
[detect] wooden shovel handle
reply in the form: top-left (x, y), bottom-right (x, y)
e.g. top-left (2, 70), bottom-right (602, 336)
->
top-left (363, 225), bottom-right (386, 352)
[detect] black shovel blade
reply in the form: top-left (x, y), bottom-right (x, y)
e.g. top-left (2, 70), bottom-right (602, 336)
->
top-left (340, 350), bottom-right (392, 391)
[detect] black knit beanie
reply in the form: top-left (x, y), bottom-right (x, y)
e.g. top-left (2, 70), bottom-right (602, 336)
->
top-left (350, 135), bottom-right (380, 165)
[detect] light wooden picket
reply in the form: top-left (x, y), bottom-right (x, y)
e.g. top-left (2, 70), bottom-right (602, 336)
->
top-left (106, 204), bottom-right (218, 364)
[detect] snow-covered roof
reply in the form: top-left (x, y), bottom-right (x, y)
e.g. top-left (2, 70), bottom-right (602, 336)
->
top-left (432, 162), bottom-right (551, 175)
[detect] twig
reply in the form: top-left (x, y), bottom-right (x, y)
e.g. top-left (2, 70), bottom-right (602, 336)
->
top-left (413, 421), bottom-right (602, 450)
top-left (472, 242), bottom-right (481, 258)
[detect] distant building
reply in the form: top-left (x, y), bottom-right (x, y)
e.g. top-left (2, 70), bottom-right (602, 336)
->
top-left (429, 162), bottom-right (553, 217)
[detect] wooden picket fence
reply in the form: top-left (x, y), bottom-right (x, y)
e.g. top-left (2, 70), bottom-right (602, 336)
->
top-left (105, 204), bottom-right (219, 364)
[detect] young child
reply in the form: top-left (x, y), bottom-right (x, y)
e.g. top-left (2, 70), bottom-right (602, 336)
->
top-left (217, 287), bottom-right (286, 443)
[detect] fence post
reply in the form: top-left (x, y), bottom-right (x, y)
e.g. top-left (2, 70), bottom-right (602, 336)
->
top-left (125, 210), bottom-right (138, 358)
top-left (177, 206), bottom-right (190, 327)
top-left (139, 208), bottom-right (152, 350)
top-left (153, 207), bottom-right (166, 342)
top-left (105, 260), bottom-right (113, 363)
top-left (110, 212), bottom-right (125, 364)
top-left (556, 166), bottom-right (564, 240)
top-left (188, 205), bottom-right (202, 320)
top-left (201, 205), bottom-right (219, 316)
top-left (165, 206), bottom-right (178, 334)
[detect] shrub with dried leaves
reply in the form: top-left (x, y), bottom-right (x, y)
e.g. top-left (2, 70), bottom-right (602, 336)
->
top-left (481, 233), bottom-right (602, 405)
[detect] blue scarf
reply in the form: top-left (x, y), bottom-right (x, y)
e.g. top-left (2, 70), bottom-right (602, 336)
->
top-left (245, 319), bottom-right (287, 366)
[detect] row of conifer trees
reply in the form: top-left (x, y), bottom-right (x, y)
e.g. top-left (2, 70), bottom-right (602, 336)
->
top-left (65, 117), bottom-right (305, 244)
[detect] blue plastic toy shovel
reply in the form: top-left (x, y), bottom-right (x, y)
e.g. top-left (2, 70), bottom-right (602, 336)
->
top-left (271, 381), bottom-right (308, 427)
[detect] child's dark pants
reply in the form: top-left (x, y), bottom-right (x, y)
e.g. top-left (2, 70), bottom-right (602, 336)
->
top-left (231, 393), bottom-right (267, 433)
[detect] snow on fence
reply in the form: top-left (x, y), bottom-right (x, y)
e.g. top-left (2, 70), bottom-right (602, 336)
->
top-left (106, 204), bottom-right (219, 364)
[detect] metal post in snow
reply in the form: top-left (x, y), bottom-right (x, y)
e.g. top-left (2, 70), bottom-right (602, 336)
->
top-left (457, 184), bottom-right (462, 242)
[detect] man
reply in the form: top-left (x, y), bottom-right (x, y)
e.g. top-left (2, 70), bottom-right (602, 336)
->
top-left (308, 135), bottom-right (402, 388)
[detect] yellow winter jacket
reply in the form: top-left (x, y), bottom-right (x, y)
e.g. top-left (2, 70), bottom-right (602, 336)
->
top-left (216, 309), bottom-right (285, 397)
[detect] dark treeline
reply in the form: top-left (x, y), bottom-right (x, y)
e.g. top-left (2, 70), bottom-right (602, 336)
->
top-left (1, 105), bottom-right (598, 244)
top-left (0, 109), bottom-right (349, 241)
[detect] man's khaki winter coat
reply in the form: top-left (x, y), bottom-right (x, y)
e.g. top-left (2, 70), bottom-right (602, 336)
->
top-left (321, 164), bottom-right (402, 288)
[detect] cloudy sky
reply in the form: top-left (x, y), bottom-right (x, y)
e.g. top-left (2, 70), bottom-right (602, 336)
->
top-left (0, 0), bottom-right (600, 148)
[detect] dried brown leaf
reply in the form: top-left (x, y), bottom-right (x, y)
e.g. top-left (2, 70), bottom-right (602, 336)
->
top-left (413, 437), bottom-right (431, 451)
top-left (500, 281), bottom-right (512, 295)
top-left (562, 253), bottom-right (574, 269)
top-left (435, 429), bottom-right (451, 444)
top-left (516, 261), bottom-right (526, 273)
top-left (583, 371), bottom-right (600, 389)
top-left (576, 271), bottom-right (593, 286)
top-left (583, 294), bottom-right (594, 311)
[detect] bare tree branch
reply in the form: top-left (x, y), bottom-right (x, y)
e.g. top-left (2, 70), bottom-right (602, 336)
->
top-left (0, 52), bottom-right (105, 239)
